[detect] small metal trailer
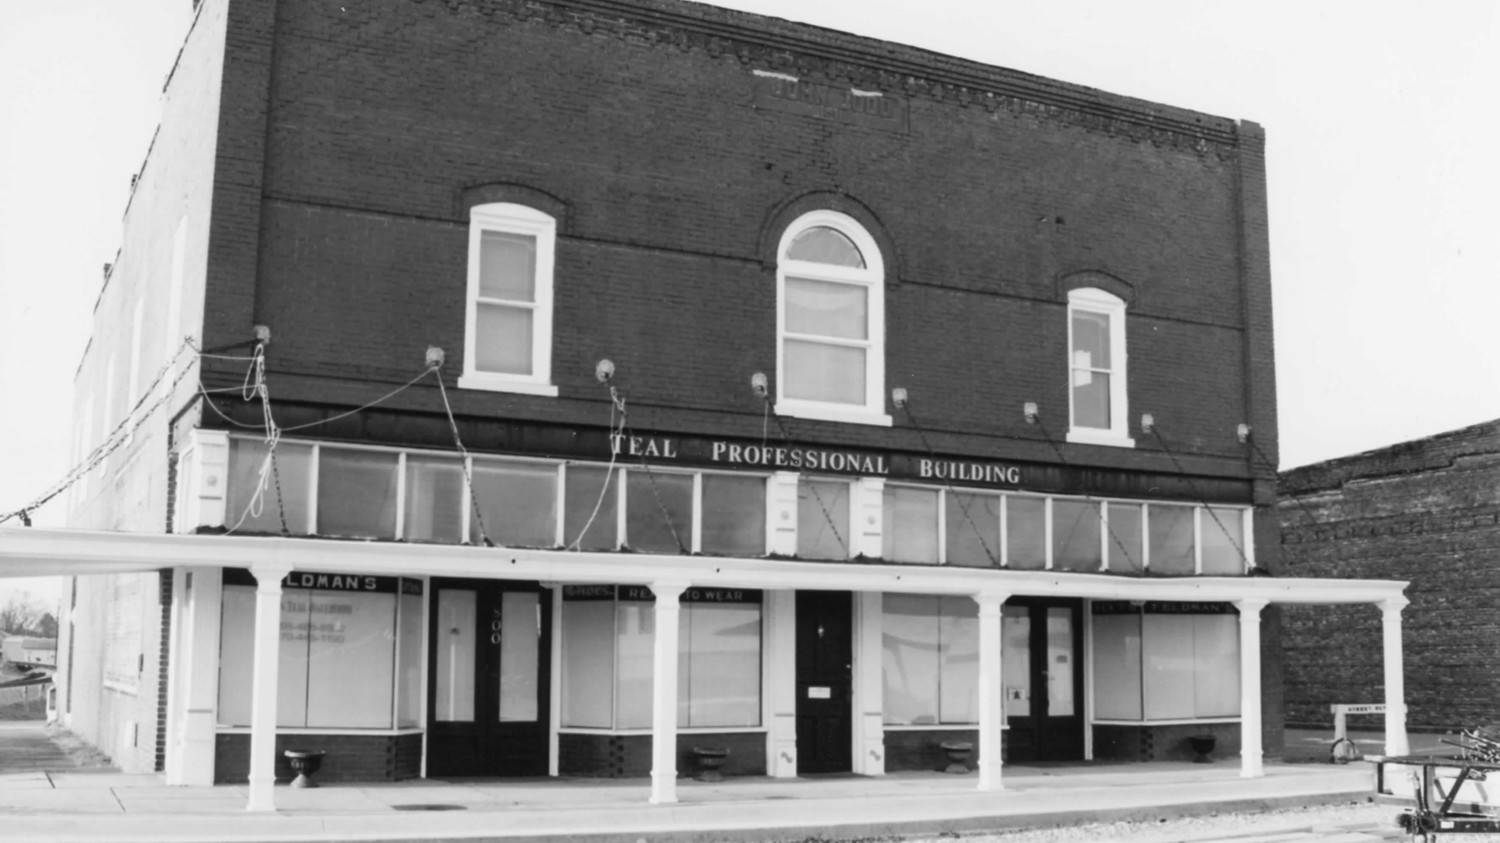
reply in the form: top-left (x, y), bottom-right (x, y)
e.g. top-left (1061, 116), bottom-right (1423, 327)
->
top-left (1375, 729), bottom-right (1500, 840)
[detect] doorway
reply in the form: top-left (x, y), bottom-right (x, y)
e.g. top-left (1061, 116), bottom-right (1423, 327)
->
top-left (426, 579), bottom-right (550, 777)
top-left (1002, 598), bottom-right (1084, 762)
top-left (795, 590), bottom-right (853, 774)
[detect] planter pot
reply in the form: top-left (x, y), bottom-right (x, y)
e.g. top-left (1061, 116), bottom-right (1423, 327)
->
top-left (692, 746), bottom-right (729, 782)
top-left (285, 749), bottom-right (327, 787)
top-left (939, 741), bottom-right (974, 774)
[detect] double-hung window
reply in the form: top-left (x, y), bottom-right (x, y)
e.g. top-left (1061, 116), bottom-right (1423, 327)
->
top-left (776, 211), bottom-right (889, 425)
top-left (1065, 287), bottom-right (1131, 446)
top-left (459, 203), bottom-right (558, 396)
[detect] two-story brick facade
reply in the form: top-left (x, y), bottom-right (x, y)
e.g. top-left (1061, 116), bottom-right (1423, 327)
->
top-left (0, 0), bottom-right (1411, 811)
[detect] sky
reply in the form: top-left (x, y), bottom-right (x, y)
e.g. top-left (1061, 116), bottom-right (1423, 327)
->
top-left (1, 1), bottom-right (1497, 602)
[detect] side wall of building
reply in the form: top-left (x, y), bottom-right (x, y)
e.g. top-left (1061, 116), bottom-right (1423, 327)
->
top-left (60, 0), bottom-right (230, 773)
top-left (1279, 421), bottom-right (1500, 730)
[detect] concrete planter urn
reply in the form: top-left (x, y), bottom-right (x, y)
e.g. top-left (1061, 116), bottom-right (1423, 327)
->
top-left (284, 749), bottom-right (327, 787)
top-left (691, 746), bottom-right (730, 782)
top-left (939, 741), bottom-right (974, 774)
top-left (1189, 734), bottom-right (1216, 764)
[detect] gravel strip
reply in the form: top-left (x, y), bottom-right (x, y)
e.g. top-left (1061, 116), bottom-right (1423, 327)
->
top-left (907, 800), bottom-right (1396, 842)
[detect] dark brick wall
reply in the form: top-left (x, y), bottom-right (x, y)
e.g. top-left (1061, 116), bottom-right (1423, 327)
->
top-left (214, 732), bottom-right (422, 783)
top-left (185, 0), bottom-right (1275, 488)
top-left (884, 728), bottom-right (983, 772)
top-left (1279, 420), bottom-right (1500, 730)
top-left (558, 731), bottom-right (767, 778)
top-left (1092, 722), bottom-right (1241, 763)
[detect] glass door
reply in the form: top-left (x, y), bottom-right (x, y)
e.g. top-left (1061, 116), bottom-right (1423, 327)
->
top-left (1001, 598), bottom-right (1083, 763)
top-left (427, 579), bottom-right (550, 777)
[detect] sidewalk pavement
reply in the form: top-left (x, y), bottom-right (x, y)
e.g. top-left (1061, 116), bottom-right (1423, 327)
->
top-left (0, 759), bottom-right (1377, 843)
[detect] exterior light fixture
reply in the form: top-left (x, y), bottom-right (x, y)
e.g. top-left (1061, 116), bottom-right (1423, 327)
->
top-left (1237, 423), bottom-right (1251, 443)
top-left (891, 387), bottom-right (908, 409)
top-left (425, 346), bottom-right (445, 368)
top-left (595, 359), bottom-right (615, 383)
top-left (750, 372), bottom-right (768, 398)
top-left (1141, 413), bottom-right (1155, 435)
top-left (1023, 402), bottom-right (1038, 424)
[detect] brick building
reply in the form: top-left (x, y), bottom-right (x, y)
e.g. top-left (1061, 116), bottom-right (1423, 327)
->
top-left (1280, 420), bottom-right (1500, 731)
top-left (0, 0), bottom-right (1408, 811)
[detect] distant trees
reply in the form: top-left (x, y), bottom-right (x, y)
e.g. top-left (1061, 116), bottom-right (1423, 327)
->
top-left (0, 592), bottom-right (54, 636)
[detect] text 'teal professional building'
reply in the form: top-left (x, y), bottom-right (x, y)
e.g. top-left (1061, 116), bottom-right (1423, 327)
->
top-left (4, 0), bottom-right (1410, 811)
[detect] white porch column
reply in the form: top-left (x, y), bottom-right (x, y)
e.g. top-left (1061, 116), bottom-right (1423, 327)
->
top-left (852, 591), bottom-right (885, 775)
top-left (975, 591), bottom-right (1007, 791)
top-left (1235, 598), bottom-right (1267, 779)
top-left (1382, 597), bottom-right (1410, 756)
top-left (246, 563), bottom-right (291, 812)
top-left (767, 471), bottom-right (800, 556)
top-left (165, 567), bottom-right (223, 786)
top-left (650, 581), bottom-right (687, 805)
top-left (765, 590), bottom-right (798, 777)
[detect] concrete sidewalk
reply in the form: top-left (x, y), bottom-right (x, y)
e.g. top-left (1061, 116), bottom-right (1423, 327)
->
top-left (0, 761), bottom-right (1376, 843)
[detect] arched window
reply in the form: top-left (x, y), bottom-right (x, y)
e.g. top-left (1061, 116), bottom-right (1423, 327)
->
top-left (776, 211), bottom-right (889, 425)
top-left (1066, 287), bottom-right (1132, 446)
top-left (459, 203), bottom-right (558, 396)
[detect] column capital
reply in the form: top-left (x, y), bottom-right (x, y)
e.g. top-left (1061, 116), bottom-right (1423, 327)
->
top-left (972, 591), bottom-right (1009, 614)
top-left (249, 563), bottom-right (292, 591)
top-left (1234, 597), bottom-right (1269, 616)
top-left (649, 581), bottom-right (689, 602)
top-left (1381, 595), bottom-right (1410, 615)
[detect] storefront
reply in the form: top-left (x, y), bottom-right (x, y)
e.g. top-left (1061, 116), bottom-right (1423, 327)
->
top-left (28, 425), bottom-right (1381, 810)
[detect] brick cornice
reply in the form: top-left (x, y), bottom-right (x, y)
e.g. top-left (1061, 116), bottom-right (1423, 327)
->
top-left (417, 0), bottom-right (1243, 156)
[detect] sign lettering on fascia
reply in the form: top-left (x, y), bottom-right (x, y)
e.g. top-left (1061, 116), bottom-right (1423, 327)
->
top-left (750, 70), bottom-right (910, 132)
top-left (611, 433), bottom-right (1022, 488)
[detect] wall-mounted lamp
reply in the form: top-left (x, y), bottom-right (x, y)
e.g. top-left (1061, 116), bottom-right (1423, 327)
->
top-left (595, 358), bottom-right (615, 383)
top-left (1237, 423), bottom-right (1252, 443)
top-left (253, 324), bottom-right (272, 345)
top-left (750, 371), bottom-right (768, 398)
top-left (425, 346), bottom-right (445, 368)
top-left (891, 387), bottom-right (908, 409)
top-left (1140, 413), bottom-right (1155, 435)
top-left (1023, 402), bottom-right (1039, 424)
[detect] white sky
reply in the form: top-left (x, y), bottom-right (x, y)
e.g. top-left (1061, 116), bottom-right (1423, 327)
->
top-left (2, 1), bottom-right (1497, 602)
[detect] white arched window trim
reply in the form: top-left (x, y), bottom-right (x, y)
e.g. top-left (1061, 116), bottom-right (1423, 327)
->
top-left (458, 203), bottom-right (559, 397)
top-left (1065, 287), bottom-right (1132, 447)
top-left (775, 210), bottom-right (891, 427)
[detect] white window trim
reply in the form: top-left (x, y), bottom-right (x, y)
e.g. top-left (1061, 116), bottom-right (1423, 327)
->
top-left (1065, 287), bottom-right (1132, 447)
top-left (775, 210), bottom-right (891, 427)
top-left (458, 203), bottom-right (559, 397)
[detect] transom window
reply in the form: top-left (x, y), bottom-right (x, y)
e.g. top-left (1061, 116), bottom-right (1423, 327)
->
top-left (776, 211), bottom-right (890, 426)
top-left (1066, 287), bottom-right (1131, 446)
top-left (459, 203), bottom-right (558, 396)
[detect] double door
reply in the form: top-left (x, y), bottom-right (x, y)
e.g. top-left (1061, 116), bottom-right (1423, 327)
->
top-left (1002, 598), bottom-right (1083, 762)
top-left (427, 579), bottom-right (550, 777)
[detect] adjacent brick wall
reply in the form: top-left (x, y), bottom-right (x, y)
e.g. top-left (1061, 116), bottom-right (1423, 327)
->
top-left (1279, 420), bottom-right (1500, 730)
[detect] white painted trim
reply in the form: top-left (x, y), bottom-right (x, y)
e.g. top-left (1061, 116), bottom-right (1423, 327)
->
top-left (1066, 287), bottom-right (1131, 444)
top-left (0, 527), bottom-right (1409, 606)
top-left (775, 210), bottom-right (887, 422)
top-left (461, 203), bottom-right (557, 396)
top-left (215, 727), bottom-right (427, 736)
top-left (1091, 718), bottom-right (1242, 726)
top-left (548, 586), bottom-right (562, 777)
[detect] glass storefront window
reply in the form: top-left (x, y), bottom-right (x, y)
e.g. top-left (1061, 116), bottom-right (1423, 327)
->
top-left (217, 572), bottom-right (421, 730)
top-left (1092, 603), bottom-right (1240, 721)
top-left (564, 465), bottom-right (618, 551)
top-left (318, 449), bottom-right (398, 539)
top-left (882, 486), bottom-right (939, 564)
top-left (1148, 504), bottom-right (1195, 574)
top-left (798, 479), bottom-right (850, 560)
top-left (1106, 503), bottom-right (1144, 573)
top-left (1201, 507), bottom-right (1247, 574)
top-left (1052, 500), bottom-right (1101, 572)
top-left (701, 474), bottom-right (766, 555)
top-left (625, 470), bottom-right (693, 554)
top-left (1007, 496), bottom-right (1046, 569)
top-left (405, 456), bottom-right (464, 543)
top-left (225, 439), bottom-right (313, 535)
top-left (473, 459), bottom-right (558, 547)
top-left (946, 491), bottom-right (1000, 568)
top-left (882, 594), bottom-right (977, 725)
top-left (560, 587), bottom-right (763, 730)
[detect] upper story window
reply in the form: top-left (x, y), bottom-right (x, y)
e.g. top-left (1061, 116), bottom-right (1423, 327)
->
top-left (459, 203), bottom-right (558, 396)
top-left (1065, 287), bottom-right (1131, 447)
top-left (776, 211), bottom-right (890, 426)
